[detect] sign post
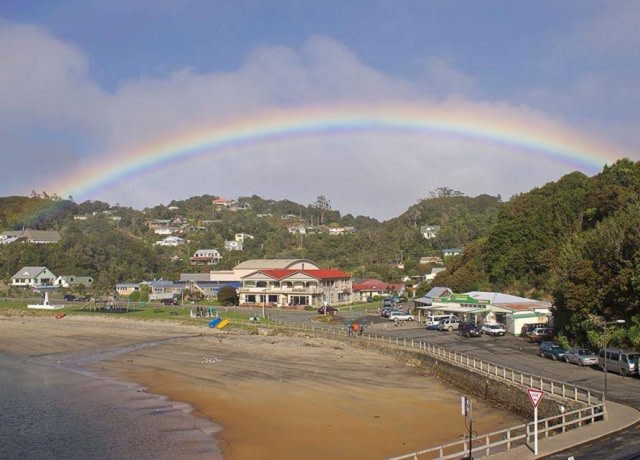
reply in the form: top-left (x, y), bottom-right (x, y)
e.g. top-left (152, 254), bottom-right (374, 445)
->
top-left (461, 396), bottom-right (473, 460)
top-left (527, 388), bottom-right (544, 455)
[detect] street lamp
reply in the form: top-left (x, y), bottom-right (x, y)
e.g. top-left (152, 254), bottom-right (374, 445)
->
top-left (602, 319), bottom-right (626, 402)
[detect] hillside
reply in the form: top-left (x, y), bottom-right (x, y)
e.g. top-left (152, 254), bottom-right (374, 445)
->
top-left (0, 190), bottom-right (502, 291)
top-left (439, 159), bottom-right (640, 347)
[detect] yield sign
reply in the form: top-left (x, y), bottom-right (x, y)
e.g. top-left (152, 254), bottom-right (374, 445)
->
top-left (527, 388), bottom-right (544, 408)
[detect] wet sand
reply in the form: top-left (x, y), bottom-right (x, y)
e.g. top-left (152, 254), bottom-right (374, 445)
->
top-left (0, 315), bottom-right (526, 459)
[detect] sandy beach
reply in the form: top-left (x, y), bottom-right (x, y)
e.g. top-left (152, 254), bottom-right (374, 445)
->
top-left (0, 314), bottom-right (526, 459)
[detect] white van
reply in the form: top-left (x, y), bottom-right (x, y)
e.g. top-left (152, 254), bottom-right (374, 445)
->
top-left (426, 314), bottom-right (456, 330)
top-left (598, 348), bottom-right (640, 376)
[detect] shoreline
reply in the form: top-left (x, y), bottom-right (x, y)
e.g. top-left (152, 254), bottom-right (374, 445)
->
top-left (0, 315), bottom-right (526, 459)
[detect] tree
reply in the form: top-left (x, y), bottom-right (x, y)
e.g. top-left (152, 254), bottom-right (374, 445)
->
top-left (312, 195), bottom-right (331, 225)
top-left (217, 286), bottom-right (239, 306)
top-left (429, 187), bottom-right (464, 199)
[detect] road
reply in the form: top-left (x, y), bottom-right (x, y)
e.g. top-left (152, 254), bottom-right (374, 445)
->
top-left (268, 308), bottom-right (640, 459)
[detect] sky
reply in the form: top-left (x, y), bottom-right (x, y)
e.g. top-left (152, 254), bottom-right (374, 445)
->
top-left (1, 1), bottom-right (639, 220)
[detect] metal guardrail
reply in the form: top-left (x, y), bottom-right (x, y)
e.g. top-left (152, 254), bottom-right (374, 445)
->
top-left (232, 318), bottom-right (606, 459)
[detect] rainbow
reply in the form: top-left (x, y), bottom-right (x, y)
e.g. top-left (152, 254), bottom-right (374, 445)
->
top-left (49, 104), bottom-right (626, 201)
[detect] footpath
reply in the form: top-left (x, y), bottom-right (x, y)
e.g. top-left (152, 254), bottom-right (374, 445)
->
top-left (487, 401), bottom-right (640, 459)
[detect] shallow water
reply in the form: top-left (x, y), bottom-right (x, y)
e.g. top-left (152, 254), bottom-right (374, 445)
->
top-left (0, 352), bottom-right (222, 460)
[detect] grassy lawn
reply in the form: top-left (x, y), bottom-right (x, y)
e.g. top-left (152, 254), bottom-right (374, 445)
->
top-left (0, 299), bottom-right (262, 327)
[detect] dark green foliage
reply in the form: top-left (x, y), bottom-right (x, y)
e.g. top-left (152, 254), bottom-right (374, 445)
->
top-left (217, 285), bottom-right (239, 306)
top-left (3, 159), bottom-right (640, 351)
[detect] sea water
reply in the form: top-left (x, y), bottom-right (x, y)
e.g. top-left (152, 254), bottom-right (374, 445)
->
top-left (0, 352), bottom-right (222, 460)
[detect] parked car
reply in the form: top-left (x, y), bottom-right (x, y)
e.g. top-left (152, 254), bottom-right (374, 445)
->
top-left (318, 306), bottom-right (338, 315)
top-left (539, 341), bottom-right (566, 360)
top-left (426, 314), bottom-right (455, 330)
top-left (598, 348), bottom-right (640, 376)
top-left (383, 308), bottom-right (400, 318)
top-left (161, 298), bottom-right (179, 306)
top-left (482, 323), bottom-right (506, 337)
top-left (527, 327), bottom-right (555, 343)
top-left (63, 294), bottom-right (79, 301)
top-left (458, 322), bottom-right (482, 338)
top-left (438, 317), bottom-right (460, 332)
top-left (520, 323), bottom-right (548, 337)
top-left (388, 311), bottom-right (415, 321)
top-left (381, 306), bottom-right (393, 317)
top-left (564, 348), bottom-right (598, 367)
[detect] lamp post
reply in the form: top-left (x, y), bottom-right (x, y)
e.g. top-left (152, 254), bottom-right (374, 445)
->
top-left (602, 319), bottom-right (626, 402)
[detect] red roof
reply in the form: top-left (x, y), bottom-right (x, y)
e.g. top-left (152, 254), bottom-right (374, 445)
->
top-left (352, 279), bottom-right (388, 291)
top-left (256, 269), bottom-right (351, 280)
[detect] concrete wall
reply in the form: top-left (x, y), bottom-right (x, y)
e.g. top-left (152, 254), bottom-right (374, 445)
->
top-left (351, 340), bottom-right (580, 418)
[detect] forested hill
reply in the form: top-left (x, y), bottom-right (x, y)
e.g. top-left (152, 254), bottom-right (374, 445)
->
top-left (0, 188), bottom-right (503, 291)
top-left (437, 159), bottom-right (640, 345)
top-left (2, 158), bottom-right (640, 342)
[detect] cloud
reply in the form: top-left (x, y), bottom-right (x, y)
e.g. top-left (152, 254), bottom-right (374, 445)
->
top-left (522, 3), bottom-right (640, 152)
top-left (0, 18), bottom-right (631, 219)
top-left (419, 56), bottom-right (474, 98)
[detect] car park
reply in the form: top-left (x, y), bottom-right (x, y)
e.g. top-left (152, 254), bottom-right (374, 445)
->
top-left (482, 323), bottom-right (506, 337)
top-left (539, 341), bottom-right (566, 360)
top-left (438, 317), bottom-right (460, 332)
top-left (598, 348), bottom-right (640, 376)
top-left (458, 322), bottom-right (482, 338)
top-left (564, 348), bottom-right (598, 367)
top-left (388, 311), bottom-right (415, 321)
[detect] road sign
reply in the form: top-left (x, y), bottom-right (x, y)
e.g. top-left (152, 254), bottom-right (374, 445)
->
top-left (527, 388), bottom-right (544, 408)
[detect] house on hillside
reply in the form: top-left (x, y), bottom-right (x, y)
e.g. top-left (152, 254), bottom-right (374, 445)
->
top-left (190, 249), bottom-right (222, 266)
top-left (12, 266), bottom-right (57, 287)
top-left (1, 229), bottom-right (61, 244)
top-left (235, 233), bottom-right (254, 243)
top-left (327, 226), bottom-right (355, 235)
top-left (155, 236), bottom-right (185, 246)
top-left (287, 225), bottom-right (306, 234)
top-left (224, 240), bottom-right (242, 251)
top-left (424, 266), bottom-right (446, 281)
top-left (419, 256), bottom-right (443, 265)
top-left (153, 226), bottom-right (179, 235)
top-left (443, 248), bottom-right (463, 257)
top-left (212, 197), bottom-right (230, 208)
top-left (421, 225), bottom-right (440, 239)
top-left (146, 219), bottom-right (171, 229)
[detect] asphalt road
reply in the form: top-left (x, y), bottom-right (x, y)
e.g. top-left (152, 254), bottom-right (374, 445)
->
top-left (268, 308), bottom-right (640, 459)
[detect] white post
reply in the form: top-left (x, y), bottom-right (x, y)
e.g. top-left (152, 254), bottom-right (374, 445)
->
top-left (533, 405), bottom-right (538, 455)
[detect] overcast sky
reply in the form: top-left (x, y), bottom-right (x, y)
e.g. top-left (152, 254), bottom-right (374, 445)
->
top-left (2, 1), bottom-right (639, 220)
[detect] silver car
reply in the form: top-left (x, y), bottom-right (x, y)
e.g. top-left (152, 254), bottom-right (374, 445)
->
top-left (564, 348), bottom-right (598, 367)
